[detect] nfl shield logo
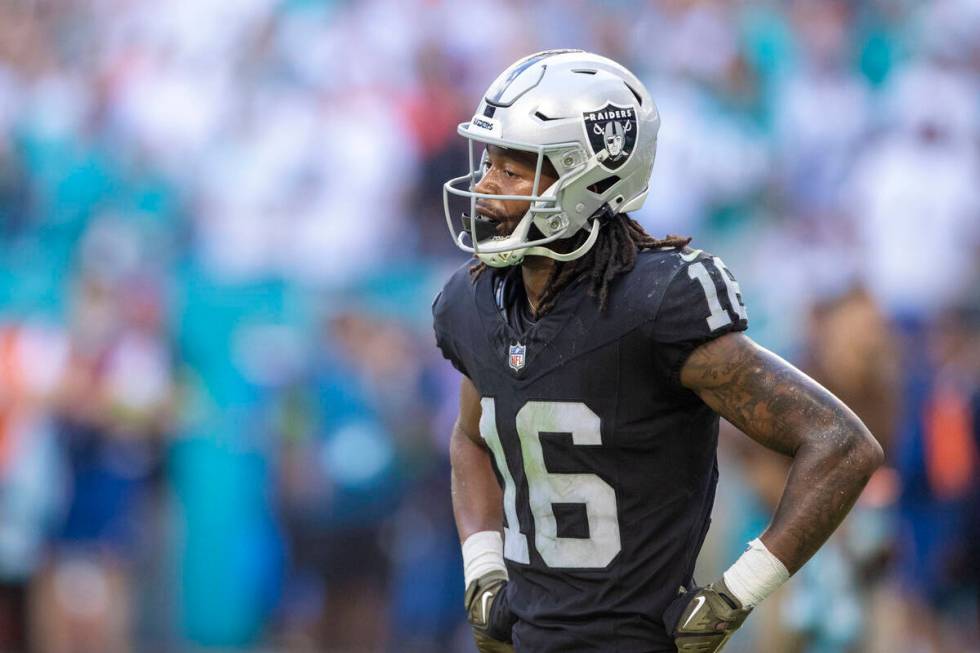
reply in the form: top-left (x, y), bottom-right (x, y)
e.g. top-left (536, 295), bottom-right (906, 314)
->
top-left (509, 343), bottom-right (526, 372)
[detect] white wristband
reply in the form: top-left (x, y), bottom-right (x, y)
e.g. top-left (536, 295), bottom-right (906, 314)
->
top-left (462, 531), bottom-right (507, 589)
top-left (722, 538), bottom-right (789, 608)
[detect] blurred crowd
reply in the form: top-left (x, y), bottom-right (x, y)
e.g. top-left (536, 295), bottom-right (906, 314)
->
top-left (0, 0), bottom-right (977, 651)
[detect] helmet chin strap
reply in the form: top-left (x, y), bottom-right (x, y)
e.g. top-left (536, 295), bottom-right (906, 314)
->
top-left (524, 219), bottom-right (603, 261)
top-left (524, 202), bottom-right (613, 262)
top-left (475, 204), bottom-right (611, 267)
top-left (478, 249), bottom-right (525, 267)
top-left (476, 218), bottom-right (605, 267)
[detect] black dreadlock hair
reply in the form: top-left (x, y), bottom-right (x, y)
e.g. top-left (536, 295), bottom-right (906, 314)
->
top-left (470, 210), bottom-right (691, 317)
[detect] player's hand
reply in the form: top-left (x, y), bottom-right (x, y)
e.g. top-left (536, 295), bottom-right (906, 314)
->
top-left (464, 569), bottom-right (515, 653)
top-left (662, 578), bottom-right (752, 652)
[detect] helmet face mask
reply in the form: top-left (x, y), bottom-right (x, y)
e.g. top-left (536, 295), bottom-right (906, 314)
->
top-left (443, 50), bottom-right (659, 267)
top-left (444, 138), bottom-right (592, 267)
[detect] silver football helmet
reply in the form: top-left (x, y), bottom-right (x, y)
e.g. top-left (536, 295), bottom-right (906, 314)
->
top-left (443, 49), bottom-right (660, 267)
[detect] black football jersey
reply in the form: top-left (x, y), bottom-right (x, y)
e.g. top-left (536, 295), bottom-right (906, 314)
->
top-left (433, 247), bottom-right (748, 653)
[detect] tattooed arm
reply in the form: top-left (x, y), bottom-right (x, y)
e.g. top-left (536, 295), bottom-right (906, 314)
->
top-left (680, 333), bottom-right (884, 574)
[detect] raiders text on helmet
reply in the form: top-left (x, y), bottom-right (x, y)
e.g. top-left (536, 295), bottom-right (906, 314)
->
top-left (443, 50), bottom-right (660, 267)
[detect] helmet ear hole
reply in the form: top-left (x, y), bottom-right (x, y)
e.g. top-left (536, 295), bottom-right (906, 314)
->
top-left (587, 175), bottom-right (620, 195)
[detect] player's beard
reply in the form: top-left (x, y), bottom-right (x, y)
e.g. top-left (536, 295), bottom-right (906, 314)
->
top-left (477, 204), bottom-right (581, 257)
top-left (481, 209), bottom-right (545, 241)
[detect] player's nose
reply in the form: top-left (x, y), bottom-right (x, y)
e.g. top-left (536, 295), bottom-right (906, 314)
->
top-left (473, 170), bottom-right (497, 195)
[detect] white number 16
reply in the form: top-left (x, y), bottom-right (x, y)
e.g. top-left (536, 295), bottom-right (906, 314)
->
top-left (688, 257), bottom-right (747, 331)
top-left (480, 398), bottom-right (621, 569)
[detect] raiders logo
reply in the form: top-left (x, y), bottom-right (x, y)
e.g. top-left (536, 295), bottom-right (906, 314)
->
top-left (582, 102), bottom-right (637, 171)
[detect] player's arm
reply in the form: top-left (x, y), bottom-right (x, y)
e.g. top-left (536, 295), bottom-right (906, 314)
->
top-left (680, 332), bottom-right (884, 574)
top-left (451, 375), bottom-right (502, 540)
top-left (662, 332), bottom-right (883, 652)
top-left (450, 376), bottom-right (515, 652)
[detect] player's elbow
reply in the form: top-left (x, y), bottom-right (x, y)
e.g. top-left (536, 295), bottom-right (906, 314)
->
top-left (841, 425), bottom-right (884, 478)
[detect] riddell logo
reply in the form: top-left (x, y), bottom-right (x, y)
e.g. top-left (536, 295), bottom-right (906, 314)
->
top-left (472, 117), bottom-right (495, 131)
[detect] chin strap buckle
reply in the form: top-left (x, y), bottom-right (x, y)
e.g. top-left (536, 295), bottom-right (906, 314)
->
top-left (593, 203), bottom-right (616, 222)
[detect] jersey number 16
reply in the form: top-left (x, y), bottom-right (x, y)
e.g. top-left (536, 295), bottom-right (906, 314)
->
top-left (480, 398), bottom-right (621, 569)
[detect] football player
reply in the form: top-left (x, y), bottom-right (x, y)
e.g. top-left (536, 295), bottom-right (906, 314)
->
top-left (434, 50), bottom-right (882, 653)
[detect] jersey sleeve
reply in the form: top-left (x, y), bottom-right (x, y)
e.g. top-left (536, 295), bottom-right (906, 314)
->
top-left (432, 289), bottom-right (470, 377)
top-left (648, 252), bottom-right (748, 387)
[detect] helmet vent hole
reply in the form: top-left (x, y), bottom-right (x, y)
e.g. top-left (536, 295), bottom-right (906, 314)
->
top-left (588, 176), bottom-right (620, 195)
top-left (625, 82), bottom-right (643, 106)
top-left (534, 110), bottom-right (560, 122)
top-left (572, 69), bottom-right (597, 75)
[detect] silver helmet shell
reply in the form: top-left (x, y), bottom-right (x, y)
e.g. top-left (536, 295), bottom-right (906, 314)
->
top-left (443, 49), bottom-right (660, 267)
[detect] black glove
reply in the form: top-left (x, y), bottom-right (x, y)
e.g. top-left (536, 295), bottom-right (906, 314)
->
top-left (463, 569), bottom-right (516, 653)
top-left (663, 578), bottom-right (753, 652)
